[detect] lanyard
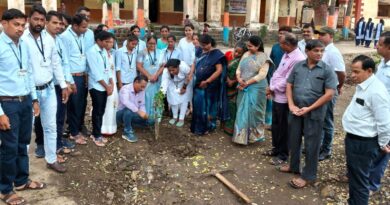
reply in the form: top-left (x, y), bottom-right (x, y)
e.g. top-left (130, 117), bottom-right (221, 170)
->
top-left (73, 35), bottom-right (83, 54)
top-left (34, 33), bottom-right (46, 62)
top-left (56, 40), bottom-right (63, 59)
top-left (127, 51), bottom-right (134, 69)
top-left (165, 48), bottom-right (174, 62)
top-left (99, 50), bottom-right (107, 67)
top-left (9, 43), bottom-right (23, 69)
top-left (147, 50), bottom-right (156, 66)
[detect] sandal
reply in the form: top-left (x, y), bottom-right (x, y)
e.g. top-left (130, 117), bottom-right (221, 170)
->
top-left (262, 149), bottom-right (277, 157)
top-left (57, 154), bottom-right (68, 164)
top-left (1, 191), bottom-right (26, 205)
top-left (90, 135), bottom-right (108, 143)
top-left (73, 136), bottom-right (87, 145)
top-left (93, 137), bottom-right (106, 147)
top-left (289, 177), bottom-right (312, 189)
top-left (15, 179), bottom-right (46, 191)
top-left (276, 164), bottom-right (292, 173)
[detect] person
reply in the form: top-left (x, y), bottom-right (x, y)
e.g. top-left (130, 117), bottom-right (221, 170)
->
top-left (0, 8), bottom-right (46, 205)
top-left (157, 25), bottom-right (170, 50)
top-left (76, 6), bottom-right (94, 51)
top-left (267, 33), bottom-right (306, 165)
top-left (315, 26), bottom-right (346, 161)
top-left (278, 39), bottom-right (337, 188)
top-left (191, 34), bottom-right (228, 135)
top-left (22, 4), bottom-right (68, 173)
top-left (298, 23), bottom-right (314, 57)
top-left (202, 23), bottom-right (210, 35)
top-left (33, 11), bottom-right (75, 164)
top-left (122, 25), bottom-right (146, 53)
top-left (117, 75), bottom-right (153, 142)
top-left (60, 13), bottom-right (72, 30)
top-left (116, 34), bottom-right (138, 91)
top-left (61, 14), bottom-right (88, 145)
top-left (232, 36), bottom-right (271, 145)
top-left (364, 18), bottom-right (374, 48)
top-left (101, 32), bottom-right (118, 136)
top-left (160, 59), bottom-right (192, 127)
top-left (94, 24), bottom-right (108, 36)
top-left (136, 35), bottom-right (164, 117)
top-left (374, 19), bottom-right (385, 48)
top-left (86, 31), bottom-right (114, 147)
top-left (183, 14), bottom-right (191, 26)
top-left (162, 34), bottom-right (182, 65)
top-left (342, 55), bottom-right (390, 205)
top-left (222, 42), bottom-right (247, 136)
top-left (369, 31), bottom-right (390, 194)
top-left (178, 23), bottom-right (196, 80)
top-left (266, 26), bottom-right (292, 130)
top-left (355, 17), bottom-right (365, 46)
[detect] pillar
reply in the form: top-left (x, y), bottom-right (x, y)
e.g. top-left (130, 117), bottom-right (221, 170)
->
top-left (206, 0), bottom-right (221, 27)
top-left (112, 2), bottom-right (120, 20)
top-left (42, 0), bottom-right (57, 11)
top-left (7, 0), bottom-right (25, 13)
top-left (245, 0), bottom-right (261, 29)
top-left (193, 0), bottom-right (199, 21)
top-left (102, 2), bottom-right (108, 24)
top-left (265, 0), bottom-right (279, 29)
top-left (354, 0), bottom-right (362, 23)
top-left (184, 0), bottom-right (195, 19)
top-left (133, 0), bottom-right (149, 22)
top-left (296, 0), bottom-right (304, 27)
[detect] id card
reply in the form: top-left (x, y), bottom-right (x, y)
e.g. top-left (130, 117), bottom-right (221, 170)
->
top-left (40, 60), bottom-right (50, 67)
top-left (175, 87), bottom-right (181, 93)
top-left (104, 68), bottom-right (109, 74)
top-left (18, 69), bottom-right (27, 77)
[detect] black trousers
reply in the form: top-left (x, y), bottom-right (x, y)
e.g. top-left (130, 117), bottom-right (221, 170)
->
top-left (271, 101), bottom-right (289, 160)
top-left (345, 133), bottom-right (382, 205)
top-left (89, 89), bottom-right (107, 138)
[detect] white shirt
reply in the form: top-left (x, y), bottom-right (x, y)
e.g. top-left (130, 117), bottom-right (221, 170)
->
top-left (160, 61), bottom-right (191, 105)
top-left (342, 75), bottom-right (390, 148)
top-left (376, 59), bottom-right (390, 94)
top-left (322, 43), bottom-right (345, 73)
top-left (178, 38), bottom-right (195, 66)
top-left (297, 39), bottom-right (307, 57)
top-left (22, 29), bottom-right (66, 88)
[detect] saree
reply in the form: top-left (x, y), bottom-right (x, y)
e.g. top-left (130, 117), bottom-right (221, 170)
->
top-left (191, 49), bottom-right (228, 135)
top-left (223, 57), bottom-right (240, 136)
top-left (232, 52), bottom-right (269, 145)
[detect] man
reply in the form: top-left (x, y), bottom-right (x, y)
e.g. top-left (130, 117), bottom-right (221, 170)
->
top-left (368, 31), bottom-right (390, 193)
top-left (76, 6), bottom-right (94, 51)
top-left (267, 33), bottom-right (306, 165)
top-left (315, 26), bottom-right (346, 161)
top-left (0, 8), bottom-right (45, 204)
top-left (22, 4), bottom-right (68, 173)
top-left (342, 55), bottom-right (390, 205)
top-left (298, 23), bottom-right (314, 57)
top-left (33, 11), bottom-right (75, 162)
top-left (61, 14), bottom-right (88, 145)
top-left (115, 34), bottom-right (139, 90)
top-left (117, 75), bottom-right (153, 142)
top-left (278, 40), bottom-right (337, 188)
top-left (86, 31), bottom-right (114, 147)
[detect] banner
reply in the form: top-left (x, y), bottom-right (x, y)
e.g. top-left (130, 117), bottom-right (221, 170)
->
top-left (229, 0), bottom-right (247, 13)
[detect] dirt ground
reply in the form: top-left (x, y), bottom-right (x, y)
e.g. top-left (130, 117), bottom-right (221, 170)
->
top-left (15, 50), bottom-right (389, 205)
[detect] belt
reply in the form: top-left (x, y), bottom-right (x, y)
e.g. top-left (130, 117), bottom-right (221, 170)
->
top-left (346, 133), bottom-right (378, 141)
top-left (72, 72), bottom-right (85, 77)
top-left (0, 95), bottom-right (28, 102)
top-left (36, 80), bottom-right (53, 91)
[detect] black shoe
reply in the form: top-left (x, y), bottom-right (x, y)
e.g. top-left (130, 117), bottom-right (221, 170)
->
top-left (47, 162), bottom-right (67, 173)
top-left (319, 151), bottom-right (331, 161)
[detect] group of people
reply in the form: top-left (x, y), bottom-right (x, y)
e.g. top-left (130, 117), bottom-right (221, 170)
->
top-left (0, 3), bottom-right (389, 205)
top-left (355, 17), bottom-right (385, 48)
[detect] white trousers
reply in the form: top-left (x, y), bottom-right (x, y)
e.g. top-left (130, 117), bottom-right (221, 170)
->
top-left (171, 102), bottom-right (188, 120)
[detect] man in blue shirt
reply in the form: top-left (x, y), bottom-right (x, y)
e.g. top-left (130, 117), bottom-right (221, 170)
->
top-left (61, 14), bottom-right (88, 145)
top-left (86, 31), bottom-right (114, 147)
top-left (116, 34), bottom-right (139, 90)
top-left (22, 4), bottom-right (68, 173)
top-left (0, 8), bottom-right (46, 204)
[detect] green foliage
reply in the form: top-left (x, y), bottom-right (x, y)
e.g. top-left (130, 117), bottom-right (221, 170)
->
top-left (372, 53), bottom-right (382, 65)
top-left (153, 90), bottom-right (165, 120)
top-left (97, 0), bottom-right (124, 5)
top-left (259, 25), bottom-right (268, 40)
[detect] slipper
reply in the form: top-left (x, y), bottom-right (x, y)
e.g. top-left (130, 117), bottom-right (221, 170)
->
top-left (289, 178), bottom-right (312, 189)
top-left (276, 165), bottom-right (292, 173)
top-left (90, 135), bottom-right (108, 143)
top-left (262, 149), bottom-right (277, 157)
top-left (1, 191), bottom-right (26, 205)
top-left (57, 154), bottom-right (68, 164)
top-left (15, 179), bottom-right (46, 191)
top-left (74, 137), bottom-right (87, 145)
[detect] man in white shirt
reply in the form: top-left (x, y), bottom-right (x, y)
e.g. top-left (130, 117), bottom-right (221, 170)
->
top-left (23, 4), bottom-right (67, 173)
top-left (316, 27), bottom-right (346, 161)
top-left (297, 23), bottom-right (314, 57)
top-left (342, 55), bottom-right (390, 205)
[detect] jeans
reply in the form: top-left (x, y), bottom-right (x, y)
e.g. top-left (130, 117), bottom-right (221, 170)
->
top-left (369, 152), bottom-right (390, 191)
top-left (89, 89), bottom-right (107, 138)
top-left (345, 134), bottom-right (382, 205)
top-left (0, 96), bottom-right (32, 194)
top-left (55, 85), bottom-right (67, 150)
top-left (321, 94), bottom-right (337, 154)
top-left (116, 108), bottom-right (152, 135)
top-left (36, 84), bottom-right (58, 164)
top-left (289, 114), bottom-right (324, 181)
top-left (67, 76), bottom-right (87, 136)
top-left (271, 101), bottom-right (289, 161)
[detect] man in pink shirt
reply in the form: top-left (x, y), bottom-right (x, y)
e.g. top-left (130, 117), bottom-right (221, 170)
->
top-left (266, 33), bottom-right (306, 165)
top-left (117, 75), bottom-right (154, 142)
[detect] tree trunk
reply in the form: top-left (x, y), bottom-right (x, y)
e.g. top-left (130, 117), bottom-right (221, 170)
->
top-left (327, 0), bottom-right (337, 28)
top-left (343, 0), bottom-right (354, 39)
top-left (345, 0), bottom-right (353, 16)
top-left (107, 3), bottom-right (114, 28)
top-left (313, 3), bottom-right (328, 27)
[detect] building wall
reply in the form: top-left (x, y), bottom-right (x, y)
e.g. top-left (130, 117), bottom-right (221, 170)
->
top-left (278, 0), bottom-right (298, 26)
top-left (361, 0), bottom-right (390, 28)
top-left (0, 0), bottom-right (6, 15)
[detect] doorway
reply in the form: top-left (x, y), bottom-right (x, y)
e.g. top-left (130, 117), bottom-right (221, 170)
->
top-left (203, 0), bottom-right (208, 22)
top-left (149, 0), bottom-right (159, 23)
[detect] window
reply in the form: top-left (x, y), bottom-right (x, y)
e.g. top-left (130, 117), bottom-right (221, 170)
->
top-left (378, 0), bottom-right (390, 17)
top-left (174, 0), bottom-right (183, 12)
top-left (120, 1), bottom-right (125, 9)
top-left (25, 0), bottom-right (39, 5)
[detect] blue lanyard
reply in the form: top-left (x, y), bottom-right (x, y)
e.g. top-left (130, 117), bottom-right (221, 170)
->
top-left (127, 51), bottom-right (134, 69)
top-left (9, 43), bottom-right (23, 69)
top-left (33, 33), bottom-right (46, 62)
top-left (99, 50), bottom-right (107, 67)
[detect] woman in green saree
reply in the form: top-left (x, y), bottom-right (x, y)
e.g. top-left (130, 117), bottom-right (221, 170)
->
top-left (233, 36), bottom-right (273, 145)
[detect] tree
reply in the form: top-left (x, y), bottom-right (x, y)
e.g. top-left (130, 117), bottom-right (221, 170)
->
top-left (307, 0), bottom-right (330, 27)
top-left (328, 0), bottom-right (337, 28)
top-left (343, 0), bottom-right (354, 39)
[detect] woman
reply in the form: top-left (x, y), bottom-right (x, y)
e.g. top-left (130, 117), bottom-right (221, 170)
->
top-left (191, 34), bottom-right (228, 135)
top-left (137, 35), bottom-right (164, 117)
top-left (364, 18), bottom-right (374, 48)
top-left (160, 59), bottom-right (191, 127)
top-left (374, 19), bottom-right (385, 48)
top-left (157, 25), bottom-right (170, 50)
top-left (123, 25), bottom-right (146, 54)
top-left (233, 36), bottom-right (272, 145)
top-left (101, 36), bottom-right (118, 136)
top-left (354, 17), bottom-right (365, 46)
top-left (222, 42), bottom-right (247, 136)
top-left (162, 34), bottom-right (182, 64)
